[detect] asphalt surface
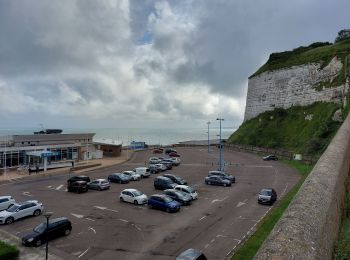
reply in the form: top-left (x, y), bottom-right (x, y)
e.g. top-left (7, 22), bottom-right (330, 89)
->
top-left (0, 147), bottom-right (300, 260)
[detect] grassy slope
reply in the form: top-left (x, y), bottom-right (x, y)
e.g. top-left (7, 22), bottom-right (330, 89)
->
top-left (228, 102), bottom-right (342, 155)
top-left (250, 39), bottom-right (350, 88)
top-left (0, 241), bottom-right (19, 260)
top-left (231, 160), bottom-right (312, 260)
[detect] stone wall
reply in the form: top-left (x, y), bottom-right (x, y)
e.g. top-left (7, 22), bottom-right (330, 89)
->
top-left (254, 113), bottom-right (350, 259)
top-left (244, 57), bottom-right (348, 121)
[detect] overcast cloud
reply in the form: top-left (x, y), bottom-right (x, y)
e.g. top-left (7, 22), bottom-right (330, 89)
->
top-left (0, 0), bottom-right (349, 129)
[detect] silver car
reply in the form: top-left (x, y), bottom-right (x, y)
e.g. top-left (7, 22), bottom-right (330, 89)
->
top-left (122, 171), bottom-right (141, 181)
top-left (87, 179), bottom-right (110, 191)
top-left (0, 200), bottom-right (43, 224)
top-left (0, 196), bottom-right (16, 211)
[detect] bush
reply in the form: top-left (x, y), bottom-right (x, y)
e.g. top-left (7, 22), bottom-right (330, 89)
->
top-left (0, 241), bottom-right (19, 260)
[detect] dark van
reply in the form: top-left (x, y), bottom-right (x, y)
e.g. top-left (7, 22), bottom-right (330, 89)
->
top-left (22, 217), bottom-right (72, 247)
top-left (67, 175), bottom-right (90, 185)
top-left (67, 181), bottom-right (88, 193)
top-left (154, 176), bottom-right (176, 190)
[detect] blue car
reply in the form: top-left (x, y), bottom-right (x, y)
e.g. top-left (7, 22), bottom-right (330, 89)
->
top-left (147, 194), bottom-right (181, 213)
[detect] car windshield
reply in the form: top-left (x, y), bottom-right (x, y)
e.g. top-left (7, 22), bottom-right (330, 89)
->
top-left (186, 186), bottom-right (195, 193)
top-left (34, 223), bottom-right (47, 233)
top-left (260, 190), bottom-right (272, 196)
top-left (7, 204), bottom-right (20, 212)
top-left (132, 190), bottom-right (143, 196)
top-left (120, 174), bottom-right (128, 179)
top-left (163, 196), bottom-right (173, 203)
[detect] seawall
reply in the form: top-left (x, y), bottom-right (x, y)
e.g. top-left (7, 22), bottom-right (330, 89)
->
top-left (254, 113), bottom-right (350, 259)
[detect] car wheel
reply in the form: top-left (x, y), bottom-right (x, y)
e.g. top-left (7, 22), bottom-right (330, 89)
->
top-left (166, 208), bottom-right (170, 213)
top-left (33, 209), bottom-right (41, 216)
top-left (120, 197), bottom-right (124, 202)
top-left (5, 217), bottom-right (14, 224)
top-left (134, 200), bottom-right (138, 205)
top-left (223, 183), bottom-right (227, 187)
top-left (35, 240), bottom-right (42, 247)
top-left (64, 229), bottom-right (71, 236)
top-left (208, 181), bottom-right (211, 185)
top-left (119, 180), bottom-right (122, 184)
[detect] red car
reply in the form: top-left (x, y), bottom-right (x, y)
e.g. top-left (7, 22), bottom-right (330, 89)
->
top-left (169, 152), bottom-right (180, 157)
top-left (153, 148), bottom-right (163, 154)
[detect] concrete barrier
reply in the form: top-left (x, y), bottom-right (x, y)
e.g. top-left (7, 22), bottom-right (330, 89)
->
top-left (254, 114), bottom-right (350, 259)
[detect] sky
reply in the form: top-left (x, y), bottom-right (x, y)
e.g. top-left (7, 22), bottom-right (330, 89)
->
top-left (0, 0), bottom-right (349, 130)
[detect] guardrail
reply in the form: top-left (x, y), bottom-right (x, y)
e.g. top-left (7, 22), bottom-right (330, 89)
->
top-left (254, 113), bottom-right (350, 259)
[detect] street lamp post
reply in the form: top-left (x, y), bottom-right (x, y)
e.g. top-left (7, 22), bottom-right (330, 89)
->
top-left (43, 212), bottom-right (53, 260)
top-left (207, 121), bottom-right (211, 162)
top-left (216, 118), bottom-right (224, 171)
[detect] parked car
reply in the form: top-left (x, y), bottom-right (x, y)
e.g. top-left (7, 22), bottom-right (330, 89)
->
top-left (149, 157), bottom-right (162, 164)
top-left (163, 189), bottom-right (192, 205)
top-left (258, 188), bottom-right (277, 205)
top-left (205, 176), bottom-right (231, 187)
top-left (108, 173), bottom-right (130, 184)
top-left (134, 167), bottom-right (151, 178)
top-left (122, 171), bottom-right (141, 181)
top-left (0, 200), bottom-right (43, 224)
top-left (160, 160), bottom-right (173, 170)
top-left (119, 189), bottom-right (148, 205)
top-left (149, 164), bottom-right (161, 174)
top-left (174, 185), bottom-right (198, 200)
top-left (22, 217), bottom-right (72, 247)
top-left (208, 170), bottom-right (235, 183)
top-left (176, 248), bottom-right (207, 260)
top-left (263, 155), bottom-right (278, 161)
top-left (153, 148), bottom-right (163, 154)
top-left (67, 181), bottom-right (88, 193)
top-left (164, 158), bottom-right (180, 166)
top-left (154, 176), bottom-right (177, 190)
top-left (165, 148), bottom-right (177, 154)
top-left (169, 152), bottom-right (180, 157)
top-left (154, 163), bottom-right (167, 172)
top-left (147, 194), bottom-right (181, 213)
top-left (0, 196), bottom-right (16, 211)
top-left (87, 179), bottom-right (110, 191)
top-left (163, 174), bottom-right (187, 185)
top-left (67, 175), bottom-right (91, 185)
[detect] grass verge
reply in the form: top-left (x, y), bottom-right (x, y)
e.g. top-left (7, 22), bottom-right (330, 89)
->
top-left (0, 241), bottom-right (19, 260)
top-left (231, 160), bottom-right (312, 260)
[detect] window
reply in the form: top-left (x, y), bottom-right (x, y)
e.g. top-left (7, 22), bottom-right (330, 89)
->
top-left (0, 198), bottom-right (8, 203)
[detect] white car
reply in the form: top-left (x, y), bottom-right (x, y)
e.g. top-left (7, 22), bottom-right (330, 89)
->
top-left (0, 196), bottom-right (16, 211)
top-left (122, 171), bottom-right (141, 181)
top-left (149, 157), bottom-right (162, 164)
top-left (119, 189), bottom-right (148, 205)
top-left (134, 167), bottom-right (151, 178)
top-left (0, 200), bottom-right (44, 224)
top-left (175, 185), bottom-right (198, 200)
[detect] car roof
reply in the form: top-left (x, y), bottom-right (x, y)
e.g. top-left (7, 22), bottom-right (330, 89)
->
top-left (175, 185), bottom-right (189, 189)
top-left (156, 176), bottom-right (172, 180)
top-left (49, 217), bottom-right (70, 223)
top-left (151, 194), bottom-right (167, 199)
top-left (72, 180), bottom-right (87, 184)
top-left (94, 178), bottom-right (107, 181)
top-left (17, 200), bottom-right (39, 206)
top-left (0, 196), bottom-right (12, 199)
top-left (122, 188), bottom-right (139, 193)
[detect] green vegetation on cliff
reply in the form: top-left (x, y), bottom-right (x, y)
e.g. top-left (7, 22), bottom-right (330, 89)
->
top-left (228, 102), bottom-right (342, 156)
top-left (0, 241), bottom-right (19, 260)
top-left (250, 39), bottom-right (350, 88)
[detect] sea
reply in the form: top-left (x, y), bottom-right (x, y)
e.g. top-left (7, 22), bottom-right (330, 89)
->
top-left (0, 128), bottom-right (236, 146)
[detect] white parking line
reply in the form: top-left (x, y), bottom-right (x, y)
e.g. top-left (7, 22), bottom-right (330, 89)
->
top-left (56, 184), bottom-right (64, 190)
top-left (236, 199), bottom-right (248, 208)
top-left (22, 191), bottom-right (32, 197)
top-left (71, 213), bottom-right (84, 219)
top-left (199, 216), bottom-right (207, 221)
top-left (117, 219), bottom-right (129, 223)
top-left (211, 196), bottom-right (228, 204)
top-left (94, 205), bottom-right (119, 213)
top-left (78, 247), bottom-right (90, 258)
top-left (132, 224), bottom-right (142, 231)
top-left (85, 218), bottom-right (95, 222)
top-left (88, 227), bottom-right (96, 234)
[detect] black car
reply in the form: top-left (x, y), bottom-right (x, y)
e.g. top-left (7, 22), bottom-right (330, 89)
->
top-left (67, 181), bottom-right (88, 193)
top-left (208, 171), bottom-right (235, 183)
top-left (67, 175), bottom-right (91, 185)
top-left (258, 188), bottom-right (277, 205)
top-left (163, 189), bottom-right (192, 205)
top-left (108, 173), bottom-right (130, 184)
top-left (22, 217), bottom-right (72, 247)
top-left (165, 148), bottom-right (177, 154)
top-left (154, 176), bottom-right (176, 190)
top-left (263, 155), bottom-right (278, 161)
top-left (163, 174), bottom-right (187, 185)
top-left (205, 176), bottom-right (231, 187)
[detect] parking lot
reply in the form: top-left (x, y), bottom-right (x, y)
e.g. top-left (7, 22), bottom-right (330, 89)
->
top-left (0, 147), bottom-right (300, 260)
